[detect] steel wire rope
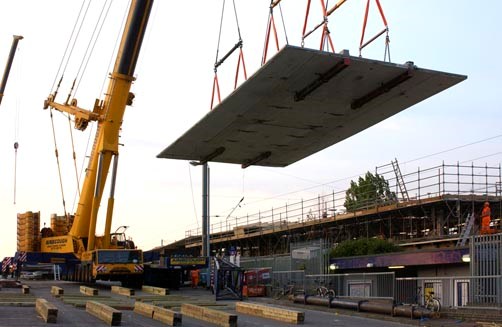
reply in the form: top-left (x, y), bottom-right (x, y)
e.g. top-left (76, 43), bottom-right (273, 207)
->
top-left (65, 0), bottom-right (111, 214)
top-left (12, 42), bottom-right (23, 205)
top-left (71, 0), bottom-right (130, 213)
top-left (65, 1), bottom-right (110, 201)
top-left (278, 2), bottom-right (289, 45)
top-left (50, 0), bottom-right (88, 93)
top-left (241, 133), bottom-right (502, 207)
top-left (214, 0), bottom-right (226, 68)
top-left (49, 109), bottom-right (68, 217)
top-left (231, 0), bottom-right (242, 41)
top-left (261, 0), bottom-right (288, 65)
top-left (322, 0), bottom-right (330, 52)
top-left (73, 0), bottom-right (113, 97)
top-left (48, 0), bottom-right (92, 216)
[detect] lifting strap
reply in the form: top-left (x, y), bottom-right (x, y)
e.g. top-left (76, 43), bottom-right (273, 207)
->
top-left (261, 0), bottom-right (289, 66)
top-left (262, 1), bottom-right (280, 66)
top-left (302, 0), bottom-right (347, 52)
top-left (210, 0), bottom-right (247, 110)
top-left (359, 0), bottom-right (390, 61)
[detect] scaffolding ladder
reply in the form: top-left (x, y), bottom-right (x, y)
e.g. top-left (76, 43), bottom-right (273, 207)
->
top-left (391, 159), bottom-right (410, 201)
top-left (457, 212), bottom-right (476, 247)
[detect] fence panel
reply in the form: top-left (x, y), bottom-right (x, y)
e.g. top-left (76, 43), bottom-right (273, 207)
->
top-left (396, 275), bottom-right (502, 309)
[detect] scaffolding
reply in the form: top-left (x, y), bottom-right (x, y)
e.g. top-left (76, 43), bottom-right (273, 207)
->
top-left (186, 162), bottom-right (501, 244)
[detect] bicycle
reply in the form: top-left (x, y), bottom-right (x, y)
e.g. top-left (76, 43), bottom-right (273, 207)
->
top-left (316, 285), bottom-right (335, 298)
top-left (414, 287), bottom-right (441, 312)
top-left (274, 283), bottom-right (295, 300)
top-left (314, 279), bottom-right (335, 298)
top-left (424, 291), bottom-right (441, 312)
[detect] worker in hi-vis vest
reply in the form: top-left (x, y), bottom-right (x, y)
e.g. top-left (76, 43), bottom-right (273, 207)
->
top-left (480, 202), bottom-right (492, 235)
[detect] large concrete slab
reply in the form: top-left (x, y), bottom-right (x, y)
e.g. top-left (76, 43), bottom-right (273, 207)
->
top-left (158, 46), bottom-right (466, 167)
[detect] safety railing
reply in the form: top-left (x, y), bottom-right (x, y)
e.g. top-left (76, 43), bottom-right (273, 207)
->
top-left (185, 162), bottom-right (501, 243)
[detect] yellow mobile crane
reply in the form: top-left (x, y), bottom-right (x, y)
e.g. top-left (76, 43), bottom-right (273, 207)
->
top-left (40, 0), bottom-right (153, 287)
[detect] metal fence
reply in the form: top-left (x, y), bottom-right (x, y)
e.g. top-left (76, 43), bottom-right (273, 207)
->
top-left (271, 270), bottom-right (306, 294)
top-left (304, 272), bottom-right (395, 299)
top-left (396, 275), bottom-right (502, 308)
top-left (471, 233), bottom-right (502, 277)
top-left (185, 162), bottom-right (501, 243)
top-left (263, 270), bottom-right (502, 308)
top-left (240, 254), bottom-right (291, 272)
top-left (268, 270), bottom-right (395, 299)
top-left (239, 239), bottom-right (331, 275)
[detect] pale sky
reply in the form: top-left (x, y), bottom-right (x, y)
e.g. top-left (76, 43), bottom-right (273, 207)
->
top-left (0, 1), bottom-right (501, 258)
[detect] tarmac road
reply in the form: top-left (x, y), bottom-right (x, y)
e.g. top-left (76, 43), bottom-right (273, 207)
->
top-left (0, 279), bottom-right (481, 327)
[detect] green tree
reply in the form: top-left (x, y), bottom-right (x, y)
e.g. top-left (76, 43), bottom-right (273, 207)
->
top-left (344, 172), bottom-right (396, 212)
top-left (330, 238), bottom-right (401, 258)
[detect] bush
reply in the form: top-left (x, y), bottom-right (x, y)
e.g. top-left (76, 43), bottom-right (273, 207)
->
top-left (330, 238), bottom-right (401, 258)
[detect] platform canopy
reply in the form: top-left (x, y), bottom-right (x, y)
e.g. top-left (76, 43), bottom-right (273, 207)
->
top-left (158, 46), bottom-right (466, 167)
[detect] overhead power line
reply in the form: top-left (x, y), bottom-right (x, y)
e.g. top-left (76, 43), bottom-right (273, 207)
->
top-left (243, 132), bottom-right (502, 207)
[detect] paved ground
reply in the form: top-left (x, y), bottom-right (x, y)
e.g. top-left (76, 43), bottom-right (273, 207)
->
top-left (0, 278), bottom-right (495, 326)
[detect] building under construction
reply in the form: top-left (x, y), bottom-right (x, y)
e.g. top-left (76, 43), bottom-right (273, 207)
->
top-left (155, 161), bottom-right (502, 310)
top-left (173, 161), bottom-right (501, 258)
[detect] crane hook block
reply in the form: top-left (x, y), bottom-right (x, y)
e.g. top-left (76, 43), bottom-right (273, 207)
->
top-left (14, 141), bottom-right (18, 150)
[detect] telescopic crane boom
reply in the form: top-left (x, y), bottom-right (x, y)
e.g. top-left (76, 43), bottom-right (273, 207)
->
top-left (0, 35), bottom-right (23, 106)
top-left (44, 0), bottom-right (152, 253)
top-left (37, 0), bottom-right (153, 287)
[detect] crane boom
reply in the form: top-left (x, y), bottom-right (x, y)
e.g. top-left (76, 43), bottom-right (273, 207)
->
top-left (43, 0), bottom-right (153, 253)
top-left (0, 35), bottom-right (23, 106)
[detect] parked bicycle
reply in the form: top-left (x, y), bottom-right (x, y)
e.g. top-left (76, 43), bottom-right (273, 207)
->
top-left (273, 281), bottom-right (305, 300)
top-left (274, 283), bottom-right (295, 300)
top-left (316, 285), bottom-right (335, 298)
top-left (424, 291), bottom-right (441, 312)
top-left (415, 286), bottom-right (441, 312)
top-left (314, 279), bottom-right (335, 298)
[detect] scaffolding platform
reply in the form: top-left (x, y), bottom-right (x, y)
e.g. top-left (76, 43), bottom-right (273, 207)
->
top-left (158, 46), bottom-right (466, 167)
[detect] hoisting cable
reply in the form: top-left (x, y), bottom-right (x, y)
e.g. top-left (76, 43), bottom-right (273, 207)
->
top-left (210, 0), bottom-right (247, 110)
top-left (13, 141), bottom-right (18, 204)
top-left (231, 0), bottom-right (247, 90)
top-left (358, 0), bottom-right (390, 60)
top-left (13, 61), bottom-right (22, 204)
top-left (50, 0), bottom-right (91, 98)
top-left (261, 0), bottom-right (289, 66)
top-left (278, 2), bottom-right (289, 45)
top-left (262, 0), bottom-right (280, 66)
top-left (67, 115), bottom-right (81, 198)
top-left (301, 0), bottom-right (347, 49)
top-left (320, 0), bottom-right (335, 52)
top-left (73, 0), bottom-right (113, 98)
top-left (66, 0), bottom-right (111, 199)
top-left (210, 0), bottom-right (226, 110)
top-left (49, 109), bottom-right (68, 217)
top-left (71, 123), bottom-right (94, 212)
top-left (47, 0), bottom-right (93, 216)
top-left (72, 1), bottom-right (129, 213)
